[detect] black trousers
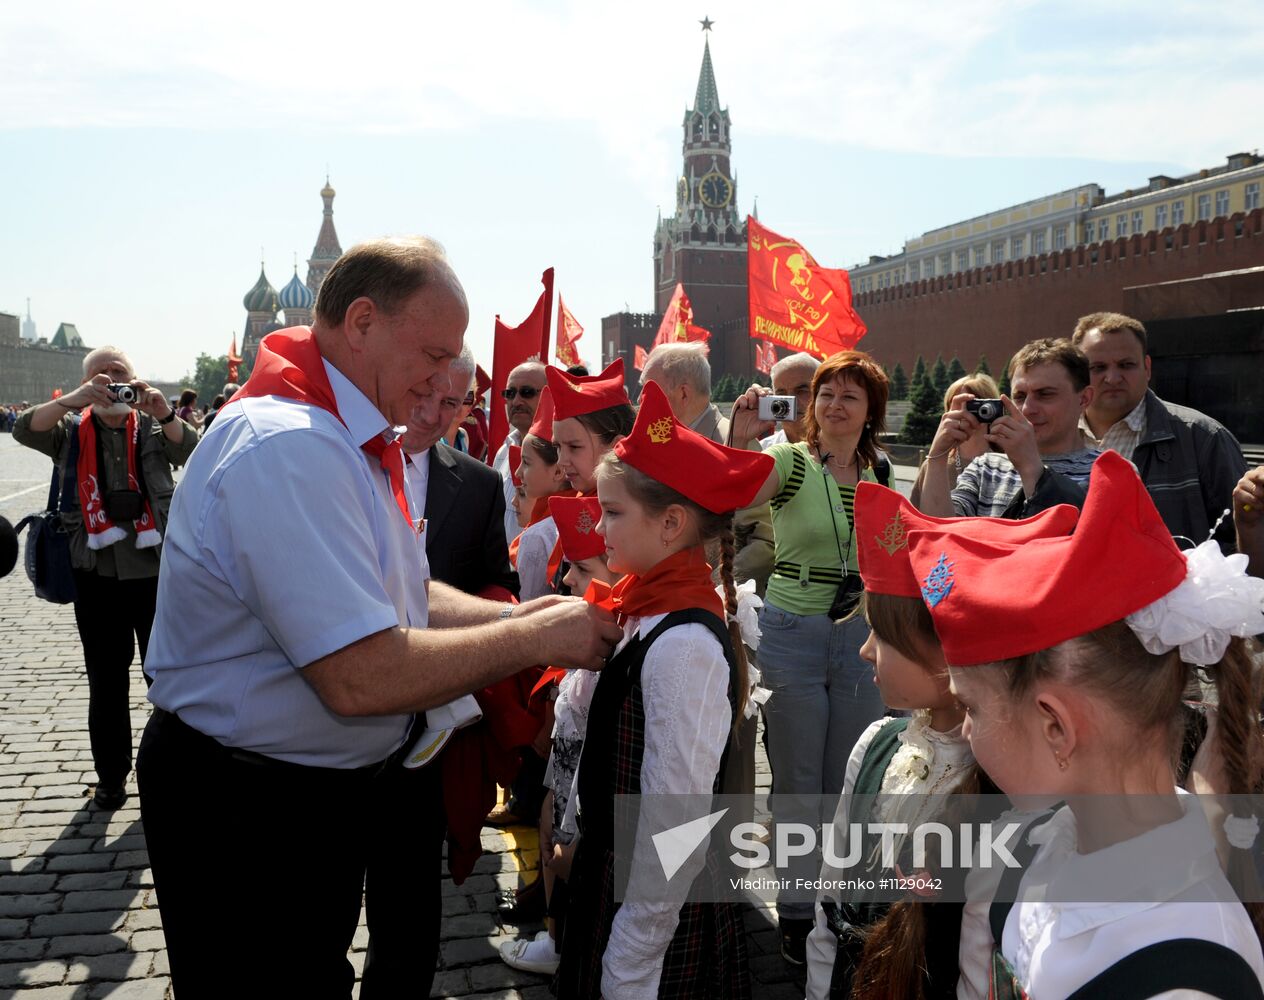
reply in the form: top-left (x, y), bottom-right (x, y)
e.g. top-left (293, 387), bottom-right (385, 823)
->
top-left (137, 709), bottom-right (378, 999)
top-left (507, 746), bottom-right (548, 823)
top-left (360, 761), bottom-right (446, 999)
top-left (71, 568), bottom-right (157, 789)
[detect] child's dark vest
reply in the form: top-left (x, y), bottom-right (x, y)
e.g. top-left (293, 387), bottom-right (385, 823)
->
top-left (554, 609), bottom-right (751, 1000)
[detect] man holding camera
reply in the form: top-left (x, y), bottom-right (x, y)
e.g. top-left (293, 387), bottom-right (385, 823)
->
top-left (13, 346), bottom-right (198, 809)
top-left (917, 338), bottom-right (1100, 519)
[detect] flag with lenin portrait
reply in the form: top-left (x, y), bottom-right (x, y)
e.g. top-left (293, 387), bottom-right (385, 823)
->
top-left (747, 217), bottom-right (866, 360)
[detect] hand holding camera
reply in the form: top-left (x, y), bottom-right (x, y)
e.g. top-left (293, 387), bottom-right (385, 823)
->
top-left (757, 395), bottom-right (798, 423)
top-left (729, 384), bottom-right (778, 444)
top-left (984, 395), bottom-right (1042, 484)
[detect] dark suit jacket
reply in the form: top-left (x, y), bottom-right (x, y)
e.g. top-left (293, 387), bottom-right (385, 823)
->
top-left (422, 442), bottom-right (519, 598)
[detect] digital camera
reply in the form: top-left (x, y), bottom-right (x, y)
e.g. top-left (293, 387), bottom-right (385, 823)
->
top-left (106, 383), bottom-right (138, 404)
top-left (965, 398), bottom-right (1004, 424)
top-left (758, 395), bottom-right (798, 422)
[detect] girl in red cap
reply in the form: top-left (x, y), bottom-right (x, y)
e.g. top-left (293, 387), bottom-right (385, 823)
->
top-left (805, 484), bottom-right (1078, 1000)
top-left (554, 381), bottom-right (774, 1000)
top-left (547, 359), bottom-right (636, 498)
top-left (905, 452), bottom-right (1264, 1000)
top-left (511, 387), bottom-right (574, 601)
top-left (502, 497), bottom-right (620, 977)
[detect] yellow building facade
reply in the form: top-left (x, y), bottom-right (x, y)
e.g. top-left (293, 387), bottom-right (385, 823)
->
top-left (851, 152), bottom-right (1264, 294)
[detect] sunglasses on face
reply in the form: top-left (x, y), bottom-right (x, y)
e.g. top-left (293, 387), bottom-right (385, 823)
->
top-left (462, 392), bottom-right (475, 406)
top-left (501, 386), bottom-right (540, 401)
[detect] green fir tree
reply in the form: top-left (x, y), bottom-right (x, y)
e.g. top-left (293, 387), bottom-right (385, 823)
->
top-left (948, 356), bottom-right (967, 383)
top-left (900, 372), bottom-right (943, 446)
top-left (891, 362), bottom-right (909, 401)
top-left (931, 354), bottom-right (951, 397)
top-left (998, 363), bottom-right (1012, 397)
top-left (911, 354), bottom-right (927, 387)
top-left (976, 354), bottom-right (991, 376)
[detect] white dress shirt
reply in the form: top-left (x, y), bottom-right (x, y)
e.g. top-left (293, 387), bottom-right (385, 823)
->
top-left (146, 360), bottom-right (428, 768)
top-left (492, 429), bottom-right (523, 546)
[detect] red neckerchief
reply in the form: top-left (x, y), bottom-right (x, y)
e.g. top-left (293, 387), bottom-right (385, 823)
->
top-left (531, 578), bottom-right (616, 698)
top-left (76, 408), bottom-right (161, 551)
top-left (232, 326), bottom-right (412, 528)
top-left (610, 545), bottom-right (723, 622)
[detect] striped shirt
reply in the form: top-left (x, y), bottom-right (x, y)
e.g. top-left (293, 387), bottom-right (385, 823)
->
top-left (951, 448), bottom-right (1101, 517)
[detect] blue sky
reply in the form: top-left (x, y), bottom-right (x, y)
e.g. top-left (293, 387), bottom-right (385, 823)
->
top-left (2, 0), bottom-right (1260, 381)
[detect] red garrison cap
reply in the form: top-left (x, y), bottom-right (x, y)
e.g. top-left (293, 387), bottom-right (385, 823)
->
top-left (475, 365), bottom-right (492, 400)
top-left (548, 495), bottom-right (606, 563)
top-left (507, 445), bottom-right (523, 488)
top-left (527, 386), bottom-right (555, 443)
top-left (854, 482), bottom-right (1078, 598)
top-left (613, 380), bottom-right (774, 514)
top-left (904, 451), bottom-right (1187, 666)
top-left (547, 358), bottom-right (630, 422)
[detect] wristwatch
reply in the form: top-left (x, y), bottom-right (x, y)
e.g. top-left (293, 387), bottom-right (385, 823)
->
top-left (499, 605), bottom-right (515, 620)
top-left (158, 410), bottom-right (176, 425)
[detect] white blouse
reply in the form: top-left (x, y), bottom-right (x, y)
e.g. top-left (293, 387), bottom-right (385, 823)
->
top-left (957, 789), bottom-right (1264, 1000)
top-left (514, 516), bottom-right (559, 602)
top-left (806, 712), bottom-right (975, 1000)
top-left (596, 613), bottom-right (732, 1000)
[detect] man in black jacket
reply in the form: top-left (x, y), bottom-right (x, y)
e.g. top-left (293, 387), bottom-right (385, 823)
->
top-left (361, 350), bottom-right (519, 999)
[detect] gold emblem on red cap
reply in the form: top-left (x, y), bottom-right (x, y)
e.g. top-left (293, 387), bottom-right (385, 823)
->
top-left (876, 511), bottom-right (909, 556)
top-left (647, 417), bottom-right (673, 444)
top-left (575, 508), bottom-right (595, 535)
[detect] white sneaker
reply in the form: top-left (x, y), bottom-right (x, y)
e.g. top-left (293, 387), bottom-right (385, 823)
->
top-left (499, 932), bottom-right (560, 974)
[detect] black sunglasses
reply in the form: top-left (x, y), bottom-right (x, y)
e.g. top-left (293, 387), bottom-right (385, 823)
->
top-left (501, 386), bottom-right (540, 401)
top-left (462, 391), bottom-right (476, 406)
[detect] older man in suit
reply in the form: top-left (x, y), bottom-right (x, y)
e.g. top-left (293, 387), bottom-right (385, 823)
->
top-left (362, 346), bottom-right (519, 998)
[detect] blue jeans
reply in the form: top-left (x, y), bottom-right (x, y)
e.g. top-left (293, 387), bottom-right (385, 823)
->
top-left (757, 601), bottom-right (884, 920)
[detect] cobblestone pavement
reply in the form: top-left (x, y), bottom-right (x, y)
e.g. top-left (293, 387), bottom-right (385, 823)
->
top-left (0, 434), bottom-right (914, 997)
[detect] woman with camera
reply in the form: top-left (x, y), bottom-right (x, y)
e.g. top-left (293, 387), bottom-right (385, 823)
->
top-left (14, 347), bottom-right (198, 810)
top-left (729, 350), bottom-right (891, 966)
top-left (908, 372), bottom-right (1000, 509)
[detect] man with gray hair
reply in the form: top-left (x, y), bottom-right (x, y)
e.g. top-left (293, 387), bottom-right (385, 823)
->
top-left (763, 351), bottom-right (818, 447)
top-left (491, 359), bottom-right (547, 542)
top-left (200, 379), bottom-right (241, 434)
top-left (440, 346), bottom-right (478, 452)
top-left (136, 237), bottom-right (620, 997)
top-left (14, 345), bottom-right (198, 810)
top-left (641, 341), bottom-right (728, 443)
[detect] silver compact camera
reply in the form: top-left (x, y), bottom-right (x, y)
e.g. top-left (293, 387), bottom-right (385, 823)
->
top-left (758, 395), bottom-right (798, 422)
top-left (106, 383), bottom-right (139, 404)
top-left (965, 398), bottom-right (1004, 424)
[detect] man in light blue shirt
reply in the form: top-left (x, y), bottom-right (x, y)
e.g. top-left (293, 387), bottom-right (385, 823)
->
top-left (137, 237), bottom-right (622, 999)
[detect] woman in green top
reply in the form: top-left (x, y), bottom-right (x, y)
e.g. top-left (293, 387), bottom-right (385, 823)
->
top-left (730, 350), bottom-right (891, 966)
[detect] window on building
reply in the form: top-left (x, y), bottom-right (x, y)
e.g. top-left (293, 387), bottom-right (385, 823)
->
top-left (992, 240), bottom-right (1005, 262)
top-left (1095, 219), bottom-right (1107, 242)
top-left (1247, 183), bottom-right (1261, 211)
top-left (1033, 231), bottom-right (1046, 254)
top-left (1132, 210), bottom-right (1144, 234)
top-left (940, 253), bottom-right (951, 275)
top-left (1011, 235), bottom-right (1024, 258)
top-left (1116, 215), bottom-right (1127, 238)
top-left (1171, 200), bottom-right (1185, 225)
top-left (924, 258), bottom-right (935, 278)
top-left (910, 260), bottom-right (921, 280)
top-left (1053, 225), bottom-right (1068, 250)
top-left (1215, 189), bottom-right (1230, 216)
top-left (1197, 194), bottom-right (1211, 220)
top-left (956, 250), bottom-right (969, 272)
top-left (1155, 204), bottom-right (1168, 229)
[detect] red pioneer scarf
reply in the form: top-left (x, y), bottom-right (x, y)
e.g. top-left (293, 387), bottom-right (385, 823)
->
top-left (233, 327), bottom-right (413, 528)
top-left (611, 545), bottom-right (723, 621)
top-left (76, 409), bottom-right (161, 551)
top-left (531, 578), bottom-right (618, 698)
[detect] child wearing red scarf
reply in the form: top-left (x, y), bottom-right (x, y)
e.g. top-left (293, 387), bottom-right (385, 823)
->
top-left (554, 381), bottom-right (773, 1000)
top-left (501, 496), bottom-right (618, 976)
top-left (547, 359), bottom-right (636, 497)
top-left (902, 453), bottom-right (1264, 1000)
top-left (511, 387), bottom-right (575, 600)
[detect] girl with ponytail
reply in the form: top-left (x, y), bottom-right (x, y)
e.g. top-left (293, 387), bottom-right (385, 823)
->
top-left (904, 451), bottom-right (1264, 1000)
top-left (554, 380), bottom-right (772, 999)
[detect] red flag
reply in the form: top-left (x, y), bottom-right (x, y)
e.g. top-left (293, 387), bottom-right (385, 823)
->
top-left (555, 294), bottom-right (584, 367)
top-left (754, 339), bottom-right (778, 375)
top-left (653, 283), bottom-right (711, 348)
top-left (489, 269), bottom-right (554, 461)
top-left (227, 333), bottom-right (243, 383)
top-left (634, 344), bottom-right (650, 371)
top-left (747, 217), bottom-right (866, 359)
